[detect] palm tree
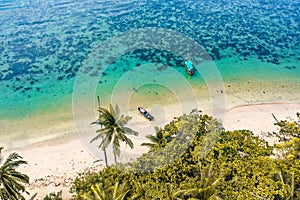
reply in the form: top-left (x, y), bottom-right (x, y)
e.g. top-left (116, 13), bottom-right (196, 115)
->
top-left (175, 164), bottom-right (222, 200)
top-left (0, 147), bottom-right (29, 200)
top-left (91, 96), bottom-right (108, 167)
top-left (81, 181), bottom-right (129, 200)
top-left (91, 104), bottom-right (138, 164)
top-left (141, 126), bottom-right (172, 152)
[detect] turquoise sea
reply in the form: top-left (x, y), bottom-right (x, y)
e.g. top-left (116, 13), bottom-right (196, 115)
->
top-left (0, 0), bottom-right (300, 148)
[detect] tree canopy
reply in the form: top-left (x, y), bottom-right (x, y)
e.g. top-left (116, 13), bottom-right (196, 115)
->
top-left (91, 104), bottom-right (138, 164)
top-left (71, 111), bottom-right (300, 200)
top-left (0, 147), bottom-right (29, 200)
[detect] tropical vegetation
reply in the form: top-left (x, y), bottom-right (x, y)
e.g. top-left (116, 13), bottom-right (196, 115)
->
top-left (2, 108), bottom-right (299, 199)
top-left (0, 147), bottom-right (29, 200)
top-left (43, 191), bottom-right (63, 200)
top-left (70, 110), bottom-right (300, 200)
top-left (141, 126), bottom-right (172, 152)
top-left (91, 104), bottom-right (138, 164)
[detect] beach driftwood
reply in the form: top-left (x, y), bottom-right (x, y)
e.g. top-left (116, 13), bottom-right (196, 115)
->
top-left (93, 159), bottom-right (103, 163)
top-left (271, 113), bottom-right (279, 122)
top-left (29, 192), bottom-right (37, 200)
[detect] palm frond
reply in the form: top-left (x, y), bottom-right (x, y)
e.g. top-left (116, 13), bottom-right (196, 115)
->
top-left (154, 126), bottom-right (161, 133)
top-left (4, 153), bottom-right (27, 167)
top-left (0, 188), bottom-right (8, 200)
top-left (114, 182), bottom-right (129, 200)
top-left (121, 127), bottom-right (138, 136)
top-left (2, 177), bottom-right (25, 194)
top-left (91, 183), bottom-right (106, 200)
top-left (210, 178), bottom-right (222, 190)
top-left (95, 127), bottom-right (111, 133)
top-left (114, 104), bottom-right (120, 118)
top-left (91, 120), bottom-right (101, 125)
top-left (100, 134), bottom-right (113, 150)
top-left (2, 179), bottom-right (21, 200)
top-left (117, 115), bottom-right (131, 126)
top-left (141, 134), bottom-right (161, 150)
top-left (145, 134), bottom-right (160, 143)
top-left (140, 142), bottom-right (156, 148)
top-left (99, 107), bottom-right (115, 123)
top-left (7, 171), bottom-right (29, 185)
top-left (112, 137), bottom-right (121, 157)
top-left (0, 147), bottom-right (3, 165)
top-left (112, 181), bottom-right (120, 199)
top-left (90, 130), bottom-right (109, 144)
top-left (0, 148), bottom-right (29, 200)
top-left (122, 136), bottom-right (134, 149)
top-left (109, 104), bottom-right (116, 118)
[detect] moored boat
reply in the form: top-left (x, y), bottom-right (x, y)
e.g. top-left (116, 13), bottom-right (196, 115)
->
top-left (184, 57), bottom-right (194, 75)
top-left (137, 106), bottom-right (154, 121)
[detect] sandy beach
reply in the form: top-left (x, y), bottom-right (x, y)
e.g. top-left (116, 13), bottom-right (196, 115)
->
top-left (2, 101), bottom-right (300, 199)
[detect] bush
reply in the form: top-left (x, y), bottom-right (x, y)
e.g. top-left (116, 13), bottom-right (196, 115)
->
top-left (43, 191), bottom-right (62, 200)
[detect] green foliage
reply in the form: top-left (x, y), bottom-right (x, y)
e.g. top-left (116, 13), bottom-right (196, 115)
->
top-left (273, 112), bottom-right (300, 141)
top-left (70, 171), bottom-right (103, 197)
top-left (0, 147), bottom-right (29, 200)
top-left (71, 110), bottom-right (300, 200)
top-left (217, 156), bottom-right (287, 199)
top-left (175, 164), bottom-right (222, 200)
top-left (43, 191), bottom-right (62, 200)
top-left (275, 113), bottom-right (300, 162)
top-left (274, 113), bottom-right (300, 199)
top-left (81, 181), bottom-right (129, 200)
top-left (141, 126), bottom-right (173, 152)
top-left (91, 104), bottom-right (138, 163)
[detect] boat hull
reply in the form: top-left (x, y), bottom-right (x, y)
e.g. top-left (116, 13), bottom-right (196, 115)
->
top-left (184, 58), bottom-right (194, 75)
top-left (138, 106), bottom-right (154, 121)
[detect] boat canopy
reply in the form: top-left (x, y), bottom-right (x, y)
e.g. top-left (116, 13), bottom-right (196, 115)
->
top-left (185, 60), bottom-right (193, 70)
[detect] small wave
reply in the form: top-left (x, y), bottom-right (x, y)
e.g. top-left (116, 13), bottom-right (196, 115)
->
top-left (0, 0), bottom-right (28, 11)
top-left (15, 19), bottom-right (55, 27)
top-left (91, 0), bottom-right (137, 17)
top-left (52, 0), bottom-right (78, 9)
top-left (0, 4), bottom-right (27, 10)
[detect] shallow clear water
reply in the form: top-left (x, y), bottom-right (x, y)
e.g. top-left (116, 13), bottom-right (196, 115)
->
top-left (0, 0), bottom-right (300, 147)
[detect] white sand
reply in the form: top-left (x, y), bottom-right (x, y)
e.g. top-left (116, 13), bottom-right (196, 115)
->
top-left (223, 102), bottom-right (300, 143)
top-left (2, 102), bottom-right (300, 199)
top-left (4, 133), bottom-right (103, 200)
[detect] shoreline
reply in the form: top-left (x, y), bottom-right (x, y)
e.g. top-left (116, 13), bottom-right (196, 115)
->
top-left (1, 73), bottom-right (300, 150)
top-left (2, 101), bottom-right (300, 199)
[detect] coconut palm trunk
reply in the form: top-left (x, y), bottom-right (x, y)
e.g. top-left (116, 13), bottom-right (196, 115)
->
top-left (97, 96), bottom-right (108, 167)
top-left (114, 153), bottom-right (117, 164)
